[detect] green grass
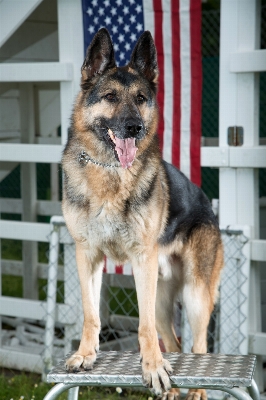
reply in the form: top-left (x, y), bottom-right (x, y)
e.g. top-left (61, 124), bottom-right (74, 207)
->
top-left (0, 371), bottom-right (50, 400)
top-left (0, 370), bottom-right (152, 400)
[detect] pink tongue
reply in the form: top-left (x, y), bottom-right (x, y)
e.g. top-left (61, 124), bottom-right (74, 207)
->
top-left (115, 138), bottom-right (138, 169)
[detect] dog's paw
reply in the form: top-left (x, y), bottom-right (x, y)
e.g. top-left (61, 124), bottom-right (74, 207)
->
top-left (185, 389), bottom-right (207, 400)
top-left (142, 357), bottom-right (172, 396)
top-left (65, 351), bottom-right (97, 372)
top-left (160, 388), bottom-right (181, 400)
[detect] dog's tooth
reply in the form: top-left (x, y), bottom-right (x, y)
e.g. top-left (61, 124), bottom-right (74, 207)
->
top-left (107, 128), bottom-right (116, 143)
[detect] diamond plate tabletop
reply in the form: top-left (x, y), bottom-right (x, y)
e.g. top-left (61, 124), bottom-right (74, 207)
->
top-left (47, 351), bottom-right (256, 389)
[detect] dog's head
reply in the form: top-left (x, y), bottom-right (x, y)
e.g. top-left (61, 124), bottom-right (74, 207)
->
top-left (73, 28), bottom-right (159, 169)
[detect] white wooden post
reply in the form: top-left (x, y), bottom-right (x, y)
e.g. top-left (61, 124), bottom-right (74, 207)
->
top-left (56, 0), bottom-right (84, 367)
top-left (219, 0), bottom-right (260, 232)
top-left (51, 163), bottom-right (59, 201)
top-left (19, 83), bottom-right (38, 300)
top-left (57, 0), bottom-right (84, 146)
top-left (219, 0), bottom-right (263, 390)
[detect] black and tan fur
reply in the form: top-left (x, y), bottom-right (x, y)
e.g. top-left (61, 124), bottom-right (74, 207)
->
top-left (62, 28), bottom-right (224, 400)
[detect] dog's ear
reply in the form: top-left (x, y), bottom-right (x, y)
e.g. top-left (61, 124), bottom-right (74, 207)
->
top-left (81, 28), bottom-right (116, 83)
top-left (128, 31), bottom-right (159, 84)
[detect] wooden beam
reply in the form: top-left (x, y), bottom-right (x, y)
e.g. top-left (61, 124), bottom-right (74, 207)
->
top-left (0, 220), bottom-right (51, 242)
top-left (0, 220), bottom-right (72, 244)
top-left (201, 146), bottom-right (266, 168)
top-left (1, 260), bottom-right (65, 281)
top-left (230, 50), bottom-right (266, 73)
top-left (201, 147), bottom-right (229, 168)
top-left (37, 200), bottom-right (62, 216)
top-left (57, 0), bottom-right (83, 144)
top-left (249, 332), bottom-right (266, 356)
top-left (219, 1), bottom-right (262, 387)
top-left (0, 0), bottom-right (43, 47)
top-left (229, 146), bottom-right (266, 168)
top-left (0, 63), bottom-right (73, 82)
top-left (1, 144), bottom-right (265, 167)
top-left (1, 144), bottom-right (265, 168)
top-left (0, 199), bottom-right (62, 216)
top-left (251, 240), bottom-right (266, 262)
top-left (0, 296), bottom-right (76, 324)
top-left (0, 349), bottom-right (42, 374)
top-left (0, 143), bottom-right (63, 163)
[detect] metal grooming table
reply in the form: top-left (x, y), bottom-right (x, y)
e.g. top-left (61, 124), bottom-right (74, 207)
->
top-left (44, 351), bottom-right (260, 400)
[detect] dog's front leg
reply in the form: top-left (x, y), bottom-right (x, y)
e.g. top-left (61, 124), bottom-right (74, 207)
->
top-left (132, 245), bottom-right (172, 396)
top-left (65, 242), bottom-right (103, 372)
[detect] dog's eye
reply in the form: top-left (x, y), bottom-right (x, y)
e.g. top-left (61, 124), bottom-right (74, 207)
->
top-left (136, 94), bottom-right (146, 104)
top-left (105, 93), bottom-right (117, 102)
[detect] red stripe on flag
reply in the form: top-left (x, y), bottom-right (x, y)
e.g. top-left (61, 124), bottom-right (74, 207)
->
top-left (171, 0), bottom-right (181, 168)
top-left (190, 0), bottom-right (202, 186)
top-left (115, 265), bottom-right (123, 274)
top-left (153, 0), bottom-right (164, 152)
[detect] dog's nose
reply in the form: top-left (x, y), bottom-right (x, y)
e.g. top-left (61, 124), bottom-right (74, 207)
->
top-left (125, 121), bottom-right (143, 137)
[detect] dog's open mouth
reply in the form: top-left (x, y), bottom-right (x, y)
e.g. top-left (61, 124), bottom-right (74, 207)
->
top-left (107, 129), bottom-right (138, 169)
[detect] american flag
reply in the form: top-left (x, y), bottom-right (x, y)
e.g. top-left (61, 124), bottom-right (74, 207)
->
top-left (82, 0), bottom-right (202, 274)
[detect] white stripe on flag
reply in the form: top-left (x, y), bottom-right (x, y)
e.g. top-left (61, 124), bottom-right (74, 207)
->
top-left (123, 263), bottom-right (133, 275)
top-left (162, 0), bottom-right (173, 164)
top-left (179, 0), bottom-right (191, 179)
top-left (106, 258), bottom-right (115, 274)
top-left (143, 0), bottom-right (155, 38)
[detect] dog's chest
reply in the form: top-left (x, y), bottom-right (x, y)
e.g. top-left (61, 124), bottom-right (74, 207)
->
top-left (85, 202), bottom-right (139, 261)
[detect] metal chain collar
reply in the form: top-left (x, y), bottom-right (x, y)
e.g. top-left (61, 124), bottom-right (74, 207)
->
top-left (78, 151), bottom-right (119, 168)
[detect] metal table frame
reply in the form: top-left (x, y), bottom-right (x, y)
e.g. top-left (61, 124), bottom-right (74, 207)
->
top-left (44, 351), bottom-right (260, 400)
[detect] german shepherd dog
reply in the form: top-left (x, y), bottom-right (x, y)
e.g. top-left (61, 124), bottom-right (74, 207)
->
top-left (62, 28), bottom-right (223, 400)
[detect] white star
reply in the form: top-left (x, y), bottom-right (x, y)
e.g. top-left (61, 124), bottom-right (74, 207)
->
top-left (86, 7), bottom-right (93, 16)
top-left (116, 0), bottom-right (122, 6)
top-left (119, 52), bottom-right (125, 60)
top-left (135, 4), bottom-right (142, 13)
top-left (125, 42), bottom-right (131, 51)
top-left (123, 6), bottom-right (129, 14)
top-left (94, 16), bottom-right (99, 24)
top-left (117, 16), bottom-right (123, 24)
top-left (129, 0), bottom-right (135, 4)
top-left (114, 43), bottom-right (119, 51)
top-left (104, 0), bottom-right (110, 6)
top-left (130, 15), bottom-right (136, 23)
top-left (98, 7), bottom-right (104, 15)
top-left (123, 24), bottom-right (130, 33)
top-left (88, 25), bottom-right (95, 34)
top-left (130, 33), bottom-right (137, 42)
top-left (105, 16), bottom-right (112, 25)
top-left (118, 33), bottom-right (125, 43)
top-left (112, 25), bottom-right (118, 34)
top-left (111, 7), bottom-right (117, 16)
top-left (136, 23), bottom-right (143, 32)
top-left (92, 0), bottom-right (97, 6)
